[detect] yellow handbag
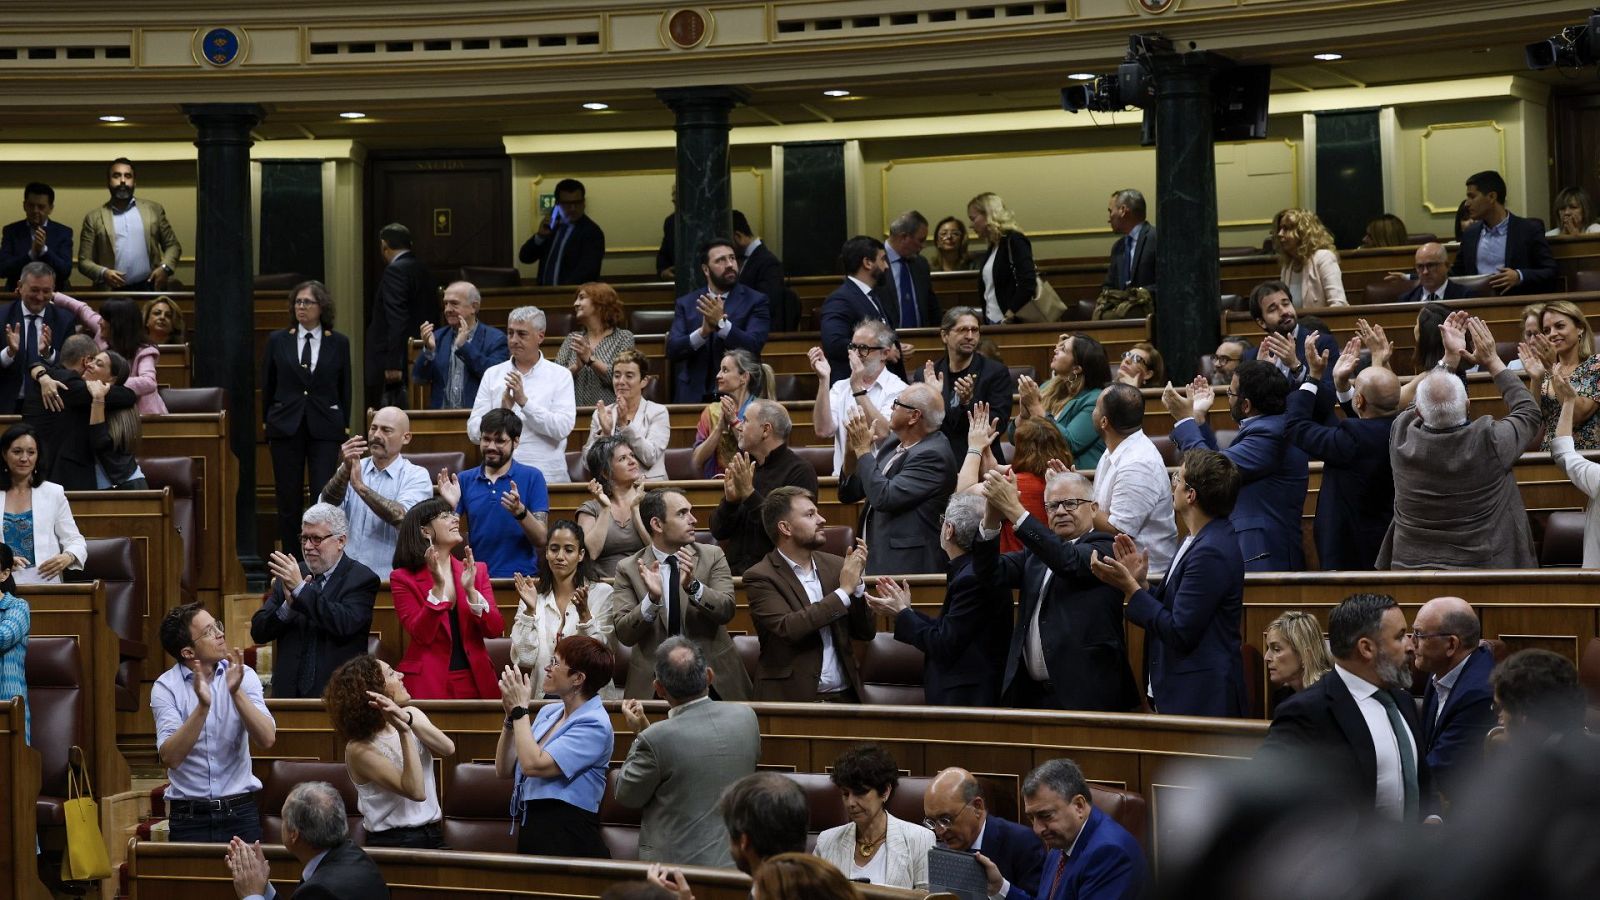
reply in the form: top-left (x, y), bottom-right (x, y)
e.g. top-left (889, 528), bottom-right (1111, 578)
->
top-left (60, 747), bottom-right (113, 882)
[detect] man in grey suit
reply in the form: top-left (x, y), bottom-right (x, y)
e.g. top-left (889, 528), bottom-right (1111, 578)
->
top-left (838, 382), bottom-right (957, 575)
top-left (877, 210), bottom-right (940, 330)
top-left (616, 636), bottom-right (760, 867)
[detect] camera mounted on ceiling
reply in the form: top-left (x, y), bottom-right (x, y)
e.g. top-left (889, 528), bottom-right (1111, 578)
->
top-left (1060, 33), bottom-right (1172, 114)
top-left (1525, 10), bottom-right (1600, 70)
top-left (1060, 32), bottom-right (1272, 143)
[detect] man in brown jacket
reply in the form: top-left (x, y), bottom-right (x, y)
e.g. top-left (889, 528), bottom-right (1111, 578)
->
top-left (77, 157), bottom-right (181, 291)
top-left (741, 486), bottom-right (875, 702)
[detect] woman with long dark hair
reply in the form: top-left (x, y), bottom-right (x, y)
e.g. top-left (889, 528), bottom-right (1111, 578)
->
top-left (84, 350), bottom-right (147, 489)
top-left (509, 519), bottom-right (618, 699)
top-left (1, 423), bottom-right (84, 585)
top-left (577, 434), bottom-right (649, 578)
top-left (1014, 333), bottom-right (1112, 469)
top-left (50, 294), bottom-right (167, 413)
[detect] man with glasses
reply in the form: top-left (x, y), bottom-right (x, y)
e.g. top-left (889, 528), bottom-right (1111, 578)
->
top-left (812, 319), bottom-right (906, 476)
top-left (1209, 336), bottom-right (1250, 386)
top-left (974, 469), bottom-right (1138, 712)
top-left (1411, 596), bottom-right (1495, 803)
top-left (1399, 243), bottom-right (1468, 302)
top-left (251, 503), bottom-right (379, 698)
top-left (913, 306), bottom-right (1013, 460)
top-left (152, 602), bottom-right (277, 842)
top-left (839, 382), bottom-right (955, 576)
top-left (923, 767), bottom-right (1043, 898)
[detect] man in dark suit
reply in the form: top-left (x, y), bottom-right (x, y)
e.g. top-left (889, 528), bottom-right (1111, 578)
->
top-left (1092, 448), bottom-right (1246, 717)
top-left (1257, 593), bottom-right (1430, 822)
top-left (366, 222), bottom-right (437, 411)
top-left (24, 333), bottom-right (138, 489)
top-left (976, 758), bottom-right (1146, 900)
top-left (838, 383), bottom-right (956, 575)
top-left (0, 262), bottom-right (81, 415)
top-left (225, 782), bottom-right (388, 899)
top-left (976, 468), bottom-right (1139, 713)
top-left (1412, 597), bottom-right (1496, 802)
top-left (1450, 169), bottom-right (1557, 295)
top-left (1241, 281), bottom-right (1339, 387)
top-left (877, 210), bottom-right (940, 331)
top-left (655, 184), bottom-right (676, 279)
top-left (912, 305), bottom-right (1013, 460)
top-left (732, 210), bottom-right (793, 331)
top-left (742, 486), bottom-right (875, 702)
top-left (1400, 242), bottom-right (1470, 302)
top-left (871, 494), bottom-right (1008, 706)
top-left (0, 183), bottom-right (72, 291)
top-left (1284, 332), bottom-right (1400, 570)
top-left (819, 235), bottom-right (892, 384)
top-left (519, 177), bottom-right (605, 286)
top-left (1103, 188), bottom-right (1156, 293)
top-left (1168, 360), bottom-right (1308, 571)
top-left (925, 767), bottom-right (1044, 898)
top-left (708, 400), bottom-right (818, 575)
top-left (250, 503), bottom-right (379, 699)
top-left (411, 280), bottom-right (509, 409)
top-left (664, 237), bottom-right (770, 403)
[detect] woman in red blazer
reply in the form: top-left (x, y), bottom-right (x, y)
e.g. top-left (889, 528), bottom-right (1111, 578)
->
top-left (390, 498), bottom-right (504, 699)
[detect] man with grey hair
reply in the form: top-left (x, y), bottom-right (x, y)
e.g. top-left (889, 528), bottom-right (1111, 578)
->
top-left (1412, 597), bottom-right (1496, 801)
top-left (252, 502), bottom-right (379, 698)
top-left (913, 305), bottom-right (1013, 460)
top-left (1104, 188), bottom-right (1156, 293)
top-left (840, 381), bottom-right (956, 575)
top-left (615, 635), bottom-right (760, 867)
top-left (710, 399), bottom-right (819, 575)
top-left (878, 209), bottom-right (939, 330)
top-left (1380, 311), bottom-right (1540, 568)
top-left (813, 317), bottom-right (907, 476)
top-left (718, 771), bottom-right (809, 875)
top-left (870, 493), bottom-right (1009, 705)
top-left (366, 221), bottom-right (437, 410)
top-left (468, 304), bottom-right (576, 487)
top-left (413, 280), bottom-right (509, 409)
top-left (975, 757), bottom-right (1145, 900)
top-left (225, 781), bottom-right (388, 898)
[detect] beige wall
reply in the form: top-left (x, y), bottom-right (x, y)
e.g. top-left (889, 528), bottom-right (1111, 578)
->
top-left (1393, 96), bottom-right (1550, 241)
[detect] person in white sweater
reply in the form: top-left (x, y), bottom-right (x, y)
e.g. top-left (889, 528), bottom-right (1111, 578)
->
top-left (1549, 363), bottom-right (1600, 567)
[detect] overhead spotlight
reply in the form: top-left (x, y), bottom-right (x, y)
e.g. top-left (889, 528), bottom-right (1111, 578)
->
top-left (582, 102), bottom-right (609, 110)
top-left (338, 111), bottom-right (366, 119)
top-left (822, 89), bottom-right (850, 97)
top-left (1313, 52), bottom-right (1343, 61)
top-left (98, 115), bottom-right (126, 123)
top-left (1067, 73), bottom-right (1096, 81)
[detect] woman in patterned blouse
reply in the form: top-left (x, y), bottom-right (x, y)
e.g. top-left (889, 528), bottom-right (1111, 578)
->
top-left (556, 282), bottom-right (635, 408)
top-left (1524, 299), bottom-right (1600, 449)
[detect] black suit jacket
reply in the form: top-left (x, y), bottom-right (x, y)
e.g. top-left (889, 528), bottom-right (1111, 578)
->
top-left (913, 352), bottom-right (1013, 460)
top-left (876, 251), bottom-right (940, 330)
top-left (1399, 279), bottom-right (1470, 303)
top-left (892, 553), bottom-right (1009, 706)
top-left (978, 813), bottom-right (1047, 898)
top-left (1449, 213), bottom-right (1558, 295)
top-left (1103, 222), bottom-right (1156, 292)
top-left (0, 219), bottom-right (73, 291)
top-left (974, 518), bottom-right (1139, 712)
top-left (520, 215), bottom-right (605, 286)
top-left (818, 278), bottom-right (891, 384)
top-left (263, 328), bottom-right (352, 441)
top-left (655, 212), bottom-right (674, 275)
top-left (1420, 643), bottom-right (1497, 799)
top-left (1283, 385), bottom-right (1394, 570)
top-left (1258, 669), bottom-right (1433, 819)
top-left (22, 364), bottom-right (136, 490)
top-left (0, 299), bottom-right (79, 415)
top-left (739, 242), bottom-right (793, 331)
top-left (291, 841), bottom-right (390, 899)
top-left (366, 252), bottom-right (437, 375)
top-left (250, 555), bottom-right (380, 698)
top-left (978, 231), bottom-right (1036, 320)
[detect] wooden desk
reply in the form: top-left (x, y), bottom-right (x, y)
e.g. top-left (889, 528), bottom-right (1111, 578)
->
top-left (1, 699), bottom-right (48, 900)
top-left (142, 412), bottom-right (246, 602)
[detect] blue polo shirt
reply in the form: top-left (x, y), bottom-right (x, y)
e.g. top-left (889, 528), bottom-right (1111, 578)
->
top-left (456, 460), bottom-right (549, 577)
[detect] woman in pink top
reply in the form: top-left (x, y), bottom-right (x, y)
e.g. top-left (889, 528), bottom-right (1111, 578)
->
top-left (51, 294), bottom-right (167, 413)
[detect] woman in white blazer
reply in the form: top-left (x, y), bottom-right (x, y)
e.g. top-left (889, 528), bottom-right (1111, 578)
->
top-left (813, 745), bottom-right (935, 890)
top-left (1275, 208), bottom-right (1347, 307)
top-left (2, 424), bottom-right (86, 585)
top-left (584, 350), bottom-right (670, 481)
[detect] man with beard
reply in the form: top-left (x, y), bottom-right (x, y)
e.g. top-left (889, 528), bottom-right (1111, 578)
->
top-left (436, 407), bottom-right (549, 578)
top-left (819, 235), bottom-right (896, 384)
top-left (1242, 280), bottom-right (1339, 386)
top-left (1257, 593), bottom-right (1430, 822)
top-left (708, 400), bottom-right (818, 575)
top-left (812, 319), bottom-right (906, 477)
top-left (912, 306), bottom-right (1013, 460)
top-left (665, 237), bottom-right (770, 403)
top-left (77, 157), bottom-right (181, 291)
top-left (316, 406), bottom-right (433, 580)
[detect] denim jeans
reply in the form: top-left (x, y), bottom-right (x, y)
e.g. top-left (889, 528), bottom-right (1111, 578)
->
top-left (167, 796), bottom-right (261, 843)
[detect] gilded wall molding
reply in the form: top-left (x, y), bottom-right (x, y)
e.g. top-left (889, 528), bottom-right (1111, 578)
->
top-left (1419, 120), bottom-right (1506, 214)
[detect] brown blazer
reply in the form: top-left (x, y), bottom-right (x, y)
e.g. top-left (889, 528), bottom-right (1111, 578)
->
top-left (741, 549), bottom-right (876, 702)
top-left (610, 542), bottom-right (752, 701)
top-left (77, 198), bottom-right (181, 285)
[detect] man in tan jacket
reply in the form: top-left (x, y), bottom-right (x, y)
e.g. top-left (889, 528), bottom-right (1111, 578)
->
top-left (77, 157), bottom-right (181, 291)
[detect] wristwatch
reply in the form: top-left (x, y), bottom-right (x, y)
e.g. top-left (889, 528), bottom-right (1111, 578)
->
top-left (160, 263), bottom-right (174, 275)
top-left (852, 389), bottom-right (869, 398)
top-left (684, 579), bottom-right (702, 596)
top-left (504, 705), bottom-right (529, 729)
top-left (514, 507), bottom-right (529, 521)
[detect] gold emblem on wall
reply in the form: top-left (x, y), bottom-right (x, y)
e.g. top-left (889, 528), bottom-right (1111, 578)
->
top-left (434, 208), bottom-right (452, 237)
top-left (1135, 0), bottom-right (1177, 13)
top-left (663, 8), bottom-right (714, 50)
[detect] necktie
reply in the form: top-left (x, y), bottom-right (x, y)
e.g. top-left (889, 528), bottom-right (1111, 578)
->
top-left (880, 444), bottom-right (908, 473)
top-left (1426, 292), bottom-right (1438, 302)
top-left (301, 331), bottom-right (313, 369)
top-left (895, 258), bottom-right (918, 328)
top-left (1045, 850), bottom-right (1068, 899)
top-left (548, 224), bottom-right (572, 285)
top-left (1373, 689), bottom-right (1420, 820)
top-left (867, 287), bottom-right (887, 321)
top-left (23, 314), bottom-right (38, 364)
top-left (295, 573), bottom-right (326, 696)
top-left (665, 555), bottom-right (681, 636)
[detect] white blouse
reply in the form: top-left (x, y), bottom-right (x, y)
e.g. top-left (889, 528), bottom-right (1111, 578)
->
top-left (509, 582), bottom-right (620, 701)
top-left (352, 726), bottom-right (441, 832)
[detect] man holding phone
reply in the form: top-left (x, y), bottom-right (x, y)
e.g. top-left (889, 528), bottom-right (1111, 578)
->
top-left (519, 178), bottom-right (606, 286)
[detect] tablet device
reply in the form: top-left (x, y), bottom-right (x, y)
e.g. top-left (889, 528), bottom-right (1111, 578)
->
top-left (928, 846), bottom-right (989, 900)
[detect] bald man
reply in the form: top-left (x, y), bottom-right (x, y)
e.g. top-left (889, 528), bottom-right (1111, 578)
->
top-left (1400, 242), bottom-right (1469, 303)
top-left (319, 406), bottom-right (434, 578)
top-left (924, 768), bottom-right (1043, 897)
top-left (1284, 332), bottom-right (1400, 570)
top-left (1412, 597), bottom-right (1496, 803)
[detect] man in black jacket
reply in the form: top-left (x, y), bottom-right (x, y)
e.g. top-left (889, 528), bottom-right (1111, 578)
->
top-left (912, 306), bottom-right (1012, 461)
top-left (24, 333), bottom-right (136, 490)
top-left (1103, 188), bottom-right (1157, 293)
top-left (226, 782), bottom-right (389, 899)
top-left (708, 400), bottom-right (818, 575)
top-left (1449, 170), bottom-right (1557, 295)
top-left (519, 177), bottom-right (605, 286)
top-left (732, 210), bottom-right (793, 330)
top-left (365, 223), bottom-right (437, 410)
top-left (877, 210), bottom-right (940, 330)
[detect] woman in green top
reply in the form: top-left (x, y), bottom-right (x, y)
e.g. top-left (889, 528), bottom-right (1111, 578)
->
top-left (1015, 333), bottom-right (1112, 469)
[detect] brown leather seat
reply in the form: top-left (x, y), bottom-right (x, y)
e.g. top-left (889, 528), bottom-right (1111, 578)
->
top-left (442, 761), bottom-right (516, 852)
top-left (1218, 247), bottom-right (1260, 258)
top-left (485, 637), bottom-right (512, 673)
top-left (1359, 278), bottom-right (1409, 305)
top-left (612, 641), bottom-right (633, 690)
top-left (819, 525), bottom-right (854, 558)
top-left (1540, 510), bottom-right (1587, 567)
top-left (783, 771), bottom-right (846, 852)
top-left (733, 634), bottom-right (759, 681)
top-left (257, 759), bottom-right (364, 845)
top-left (1406, 233), bottom-right (1440, 245)
top-left (629, 309), bottom-right (676, 336)
top-left (793, 446), bottom-right (833, 479)
top-left (1089, 784), bottom-right (1148, 848)
top-left (857, 633), bottom-right (925, 705)
top-left (1217, 294), bottom-right (1247, 313)
top-left (1150, 434), bottom-right (1179, 467)
top-left (663, 448), bottom-right (701, 481)
top-left (773, 373), bottom-right (818, 402)
top-left (566, 450), bottom-right (589, 483)
top-left (1569, 270), bottom-right (1600, 293)
top-left (254, 273), bottom-right (306, 291)
top-left (25, 636), bottom-right (83, 827)
top-left (1008, 365), bottom-right (1036, 386)
top-left (65, 537), bottom-right (147, 711)
top-left (543, 310), bottom-right (573, 336)
top-left (140, 456), bottom-right (199, 600)
top-left (459, 266), bottom-right (522, 289)
top-left (407, 451), bottom-right (467, 480)
top-left (600, 768), bottom-right (643, 860)
top-left (158, 386), bottom-right (227, 413)
top-left (1065, 299), bottom-right (1096, 322)
top-left (1241, 643), bottom-right (1265, 719)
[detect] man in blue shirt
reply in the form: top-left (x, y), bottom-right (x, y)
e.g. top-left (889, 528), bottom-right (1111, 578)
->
top-left (150, 602), bottom-right (277, 842)
top-left (437, 407), bottom-right (549, 577)
top-left (317, 406), bottom-right (433, 579)
top-left (1449, 169), bottom-right (1557, 295)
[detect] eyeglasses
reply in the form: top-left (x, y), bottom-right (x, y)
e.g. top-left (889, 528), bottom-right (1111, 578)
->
top-left (189, 622), bottom-right (223, 643)
top-left (1172, 474), bottom-right (1192, 491)
top-left (892, 399), bottom-right (922, 414)
top-left (299, 532), bottom-right (338, 547)
top-left (1121, 351), bottom-right (1149, 365)
top-left (1043, 498), bottom-right (1092, 513)
top-left (293, 298), bottom-right (320, 308)
top-left (848, 343), bottom-right (888, 355)
top-left (1415, 262), bottom-right (1446, 270)
top-left (922, 799), bottom-right (975, 832)
top-left (1212, 354), bottom-right (1239, 364)
top-left (1409, 631), bottom-right (1451, 643)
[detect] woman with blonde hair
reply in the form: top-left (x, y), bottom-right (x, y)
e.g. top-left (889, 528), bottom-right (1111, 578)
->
top-left (1360, 213), bottom-right (1409, 248)
top-left (557, 281), bottom-right (636, 408)
top-left (1114, 341), bottom-right (1164, 389)
top-left (142, 295), bottom-right (185, 344)
top-left (1274, 208), bottom-right (1346, 307)
top-left (1521, 298), bottom-right (1600, 449)
top-left (755, 853), bottom-right (861, 900)
top-left (1264, 611), bottom-right (1332, 694)
top-left (691, 348), bottom-right (775, 477)
top-left (968, 192), bottom-right (1036, 324)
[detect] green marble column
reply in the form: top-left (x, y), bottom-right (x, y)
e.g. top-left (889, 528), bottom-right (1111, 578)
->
top-left (657, 87), bottom-right (749, 297)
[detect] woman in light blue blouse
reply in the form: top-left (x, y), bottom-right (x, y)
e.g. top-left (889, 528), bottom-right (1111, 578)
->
top-left (0, 544), bottom-right (28, 744)
top-left (495, 633), bottom-right (615, 858)
top-left (1013, 333), bottom-right (1112, 470)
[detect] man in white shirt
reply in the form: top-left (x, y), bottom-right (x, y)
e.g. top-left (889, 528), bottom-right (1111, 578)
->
top-left (467, 305), bottom-right (576, 488)
top-left (1089, 383), bottom-right (1178, 576)
top-left (317, 406), bottom-right (433, 579)
top-left (811, 319), bottom-right (906, 476)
